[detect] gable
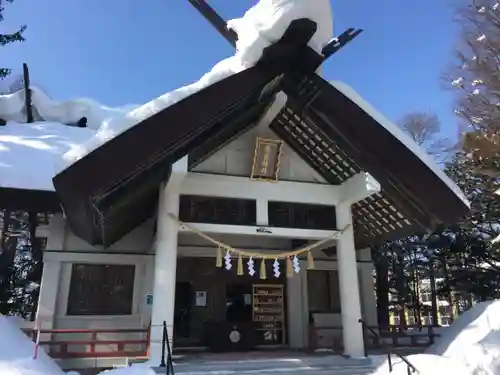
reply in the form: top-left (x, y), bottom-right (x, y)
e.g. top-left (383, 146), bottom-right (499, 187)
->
top-left (51, 19), bottom-right (469, 248)
top-left (190, 96), bottom-right (327, 184)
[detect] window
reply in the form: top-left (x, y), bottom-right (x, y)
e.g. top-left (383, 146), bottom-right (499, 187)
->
top-left (37, 213), bottom-right (52, 225)
top-left (179, 196), bottom-right (256, 226)
top-left (421, 293), bottom-right (431, 303)
top-left (67, 264), bottom-right (135, 316)
top-left (268, 202), bottom-right (336, 230)
top-left (307, 270), bottom-right (341, 313)
top-left (35, 237), bottom-right (47, 252)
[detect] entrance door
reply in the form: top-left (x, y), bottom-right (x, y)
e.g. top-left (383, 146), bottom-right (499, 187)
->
top-left (226, 283), bottom-right (252, 322)
top-left (174, 282), bottom-right (192, 339)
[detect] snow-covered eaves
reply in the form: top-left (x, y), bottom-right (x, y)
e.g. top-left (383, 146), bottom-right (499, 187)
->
top-left (0, 122), bottom-right (95, 211)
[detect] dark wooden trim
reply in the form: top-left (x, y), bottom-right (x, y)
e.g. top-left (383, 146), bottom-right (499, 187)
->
top-left (0, 187), bottom-right (60, 212)
top-left (187, 0), bottom-right (237, 48)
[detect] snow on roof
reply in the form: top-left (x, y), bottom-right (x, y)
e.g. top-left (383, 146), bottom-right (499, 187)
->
top-left (331, 81), bottom-right (471, 210)
top-left (0, 122), bottom-right (94, 191)
top-left (0, 85), bottom-right (138, 129)
top-left (57, 0), bottom-right (334, 171)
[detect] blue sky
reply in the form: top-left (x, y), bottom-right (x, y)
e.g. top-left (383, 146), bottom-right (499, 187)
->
top-left (3, 0), bottom-right (461, 137)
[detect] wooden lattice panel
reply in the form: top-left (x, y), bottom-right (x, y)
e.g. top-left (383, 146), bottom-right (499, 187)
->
top-left (351, 193), bottom-right (414, 243)
top-left (275, 106), bottom-right (360, 184)
top-left (271, 105), bottom-right (418, 245)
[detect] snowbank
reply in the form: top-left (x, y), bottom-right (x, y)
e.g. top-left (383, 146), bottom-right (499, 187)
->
top-left (58, 0), bottom-right (333, 170)
top-left (0, 315), bottom-right (64, 375)
top-left (0, 122), bottom-right (95, 191)
top-left (371, 301), bottom-right (500, 375)
top-left (425, 300), bottom-right (500, 375)
top-left (370, 354), bottom-right (470, 375)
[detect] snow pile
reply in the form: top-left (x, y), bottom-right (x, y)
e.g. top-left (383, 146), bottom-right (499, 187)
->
top-left (59, 0), bottom-right (333, 170)
top-left (425, 300), bottom-right (500, 375)
top-left (0, 122), bottom-right (95, 191)
top-left (227, 0), bottom-right (332, 68)
top-left (370, 353), bottom-right (470, 375)
top-left (0, 314), bottom-right (64, 375)
top-left (370, 300), bottom-right (500, 375)
top-left (0, 87), bottom-right (138, 130)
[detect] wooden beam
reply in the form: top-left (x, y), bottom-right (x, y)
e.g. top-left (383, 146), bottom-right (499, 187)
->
top-left (187, 0), bottom-right (237, 48)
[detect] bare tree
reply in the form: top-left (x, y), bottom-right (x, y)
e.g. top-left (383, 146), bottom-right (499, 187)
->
top-left (446, 0), bottom-right (500, 174)
top-left (399, 111), bottom-right (453, 163)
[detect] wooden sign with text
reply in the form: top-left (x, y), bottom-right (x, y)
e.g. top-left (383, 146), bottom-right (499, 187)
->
top-left (250, 137), bottom-right (283, 182)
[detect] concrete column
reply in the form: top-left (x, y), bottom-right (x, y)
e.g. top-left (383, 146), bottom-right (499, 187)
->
top-left (149, 184), bottom-right (180, 365)
top-left (36, 260), bottom-right (62, 341)
top-left (286, 260), bottom-right (308, 348)
top-left (359, 248), bottom-right (378, 327)
top-left (336, 203), bottom-right (365, 358)
top-left (36, 214), bottom-right (65, 340)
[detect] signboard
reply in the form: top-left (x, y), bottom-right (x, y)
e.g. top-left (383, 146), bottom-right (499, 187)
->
top-left (195, 291), bottom-right (207, 307)
top-left (251, 137), bottom-right (283, 182)
top-left (252, 284), bottom-right (285, 345)
top-left (146, 294), bottom-right (153, 306)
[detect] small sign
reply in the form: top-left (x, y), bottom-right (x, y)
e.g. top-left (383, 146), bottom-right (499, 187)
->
top-left (146, 294), bottom-right (153, 306)
top-left (229, 328), bottom-right (241, 343)
top-left (256, 227), bottom-right (272, 234)
top-left (195, 291), bottom-right (207, 307)
top-left (251, 137), bottom-right (283, 182)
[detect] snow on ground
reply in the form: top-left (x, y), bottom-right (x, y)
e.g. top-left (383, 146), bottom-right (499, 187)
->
top-left (58, 0), bottom-right (334, 171)
top-left (0, 315), bottom-right (64, 375)
top-left (0, 122), bottom-right (95, 191)
top-left (370, 300), bottom-right (500, 375)
top-left (426, 300), bottom-right (500, 374)
top-left (97, 365), bottom-right (155, 375)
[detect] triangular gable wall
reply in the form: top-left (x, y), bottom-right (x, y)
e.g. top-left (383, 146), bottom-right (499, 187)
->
top-left (191, 107), bottom-right (328, 184)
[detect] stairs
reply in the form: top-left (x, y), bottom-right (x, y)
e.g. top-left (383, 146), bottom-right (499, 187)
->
top-left (151, 355), bottom-right (383, 375)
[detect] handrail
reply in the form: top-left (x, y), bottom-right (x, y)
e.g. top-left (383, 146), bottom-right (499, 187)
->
top-left (160, 321), bottom-right (174, 375)
top-left (358, 318), bottom-right (418, 374)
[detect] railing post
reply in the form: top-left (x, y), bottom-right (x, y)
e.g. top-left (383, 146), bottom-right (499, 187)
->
top-left (387, 352), bottom-right (392, 372)
top-left (359, 319), bottom-right (368, 357)
top-left (160, 322), bottom-right (166, 368)
top-left (165, 321), bottom-right (174, 375)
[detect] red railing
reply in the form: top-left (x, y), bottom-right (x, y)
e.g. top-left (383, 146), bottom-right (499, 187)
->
top-left (24, 327), bottom-right (150, 359)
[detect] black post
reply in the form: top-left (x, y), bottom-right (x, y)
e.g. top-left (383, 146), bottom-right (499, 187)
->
top-left (387, 353), bottom-right (392, 372)
top-left (22, 63), bottom-right (34, 123)
top-left (163, 321), bottom-right (175, 375)
top-left (360, 320), bottom-right (368, 357)
top-left (160, 322), bottom-right (166, 368)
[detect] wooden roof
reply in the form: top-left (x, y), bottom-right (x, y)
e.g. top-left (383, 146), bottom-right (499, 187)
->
top-left (51, 19), bottom-right (469, 247)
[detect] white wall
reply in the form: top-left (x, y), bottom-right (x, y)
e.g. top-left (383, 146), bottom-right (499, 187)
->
top-left (37, 215), bottom-right (155, 347)
top-left (309, 248), bottom-right (377, 350)
top-left (192, 120), bottom-right (327, 184)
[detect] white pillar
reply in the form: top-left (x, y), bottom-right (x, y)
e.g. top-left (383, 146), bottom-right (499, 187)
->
top-left (36, 214), bottom-right (65, 341)
top-left (36, 259), bottom-right (62, 341)
top-left (149, 184), bottom-right (180, 365)
top-left (336, 203), bottom-right (365, 358)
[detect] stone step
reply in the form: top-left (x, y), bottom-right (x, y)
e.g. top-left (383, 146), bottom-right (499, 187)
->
top-left (150, 356), bottom-right (378, 375)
